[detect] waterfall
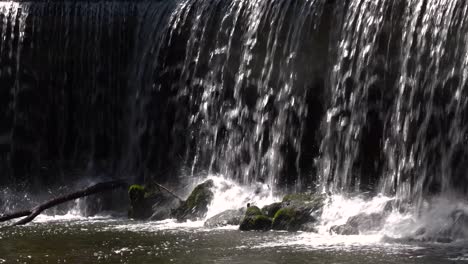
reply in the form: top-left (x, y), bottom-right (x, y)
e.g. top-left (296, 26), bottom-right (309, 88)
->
top-left (320, 0), bottom-right (468, 206)
top-left (130, 0), bottom-right (326, 190)
top-left (0, 0), bottom-right (467, 208)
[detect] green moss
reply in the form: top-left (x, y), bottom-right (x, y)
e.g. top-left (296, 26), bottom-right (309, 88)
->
top-left (262, 203), bottom-right (283, 218)
top-left (307, 194), bottom-right (327, 211)
top-left (128, 184), bottom-right (145, 203)
top-left (239, 215), bottom-right (272, 231)
top-left (272, 207), bottom-right (301, 231)
top-left (185, 180), bottom-right (214, 209)
top-left (273, 207), bottom-right (296, 221)
top-left (128, 184), bottom-right (152, 220)
top-left (172, 180), bottom-right (215, 221)
top-left (245, 206), bottom-right (262, 217)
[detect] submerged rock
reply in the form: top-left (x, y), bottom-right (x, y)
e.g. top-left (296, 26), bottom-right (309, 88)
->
top-left (403, 209), bottom-right (468, 243)
top-left (204, 209), bottom-right (245, 228)
top-left (330, 212), bottom-right (386, 235)
top-left (172, 180), bottom-right (215, 221)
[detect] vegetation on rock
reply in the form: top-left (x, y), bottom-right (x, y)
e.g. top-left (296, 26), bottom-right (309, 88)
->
top-left (128, 184), bottom-right (153, 220)
top-left (172, 180), bottom-right (215, 221)
top-left (245, 206), bottom-right (262, 217)
top-left (261, 202), bottom-right (282, 218)
top-left (268, 193), bottom-right (327, 232)
top-left (239, 215), bottom-right (272, 231)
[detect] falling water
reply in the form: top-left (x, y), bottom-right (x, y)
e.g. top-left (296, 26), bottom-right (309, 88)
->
top-left (0, 0), bottom-right (467, 221)
top-left (320, 0), bottom-right (468, 206)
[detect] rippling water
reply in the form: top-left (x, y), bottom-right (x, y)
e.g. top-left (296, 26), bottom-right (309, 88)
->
top-left (0, 215), bottom-right (467, 264)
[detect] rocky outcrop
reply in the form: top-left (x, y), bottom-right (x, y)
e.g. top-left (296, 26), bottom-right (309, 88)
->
top-left (261, 203), bottom-right (283, 218)
top-left (239, 193), bottom-right (326, 232)
top-left (128, 183), bottom-right (181, 220)
top-left (330, 213), bottom-right (386, 235)
top-left (397, 209), bottom-right (468, 243)
top-left (172, 180), bottom-right (215, 221)
top-left (271, 194), bottom-right (324, 232)
top-left (239, 206), bottom-right (273, 231)
top-left (204, 209), bottom-right (245, 228)
top-left (128, 184), bottom-right (152, 220)
top-left (240, 215), bottom-right (273, 231)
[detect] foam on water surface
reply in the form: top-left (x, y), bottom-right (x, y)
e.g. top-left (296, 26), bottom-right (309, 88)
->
top-left (5, 175), bottom-right (468, 250)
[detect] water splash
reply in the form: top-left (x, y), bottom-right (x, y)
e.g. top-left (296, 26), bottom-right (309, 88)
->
top-left (204, 175), bottom-right (277, 219)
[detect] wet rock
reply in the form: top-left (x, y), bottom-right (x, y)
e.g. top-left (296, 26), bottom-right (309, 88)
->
top-left (348, 213), bottom-right (385, 231)
top-left (149, 192), bottom-right (181, 221)
top-left (128, 183), bottom-right (181, 221)
top-left (449, 210), bottom-right (468, 239)
top-left (261, 202), bottom-right (282, 218)
top-left (330, 224), bottom-right (358, 235)
top-left (128, 184), bottom-right (152, 220)
top-left (239, 215), bottom-right (272, 231)
top-left (383, 200), bottom-right (394, 213)
top-left (272, 207), bottom-right (315, 232)
top-left (239, 206), bottom-right (273, 231)
top-left (238, 193), bottom-right (326, 232)
top-left (172, 180), bottom-right (214, 221)
top-left (299, 222), bottom-right (319, 233)
top-left (411, 210), bottom-right (468, 242)
top-left (204, 209), bottom-right (245, 228)
top-left (330, 212), bottom-right (386, 235)
top-left (282, 193), bottom-right (326, 212)
top-left (271, 193), bottom-right (326, 232)
top-left (245, 206), bottom-right (263, 217)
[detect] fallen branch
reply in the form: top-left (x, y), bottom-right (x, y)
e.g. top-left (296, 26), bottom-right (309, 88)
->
top-left (153, 182), bottom-right (183, 201)
top-left (0, 180), bottom-right (128, 226)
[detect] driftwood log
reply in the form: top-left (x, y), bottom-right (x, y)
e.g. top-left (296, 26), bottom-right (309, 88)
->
top-left (0, 180), bottom-right (128, 226)
top-left (152, 182), bottom-right (183, 201)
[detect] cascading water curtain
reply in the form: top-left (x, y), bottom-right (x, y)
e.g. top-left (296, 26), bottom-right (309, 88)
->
top-left (2, 0), bottom-right (468, 204)
top-left (320, 0), bottom-right (468, 207)
top-left (132, 0), bottom-right (327, 191)
top-left (383, 0), bottom-right (468, 206)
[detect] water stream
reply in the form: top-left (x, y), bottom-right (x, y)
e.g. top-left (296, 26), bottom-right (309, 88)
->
top-left (1, 0), bottom-right (468, 262)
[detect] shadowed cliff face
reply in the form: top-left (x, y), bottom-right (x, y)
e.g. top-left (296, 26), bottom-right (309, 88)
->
top-left (0, 0), bottom-right (467, 204)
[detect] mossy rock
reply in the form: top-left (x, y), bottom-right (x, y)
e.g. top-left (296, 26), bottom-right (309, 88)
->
top-left (239, 205), bottom-right (272, 231)
top-left (261, 203), bottom-right (282, 218)
top-left (129, 185), bottom-right (145, 203)
top-left (128, 184), bottom-right (153, 220)
top-left (128, 183), bottom-right (181, 221)
top-left (245, 206), bottom-right (262, 217)
top-left (272, 205), bottom-right (319, 232)
top-left (272, 207), bottom-right (299, 231)
top-left (282, 193), bottom-right (314, 203)
top-left (172, 180), bottom-right (215, 221)
top-left (239, 215), bottom-right (272, 231)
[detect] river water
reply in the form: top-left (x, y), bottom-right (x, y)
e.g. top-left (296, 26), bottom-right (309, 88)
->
top-left (1, 176), bottom-right (467, 263)
top-left (0, 216), bottom-right (467, 264)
